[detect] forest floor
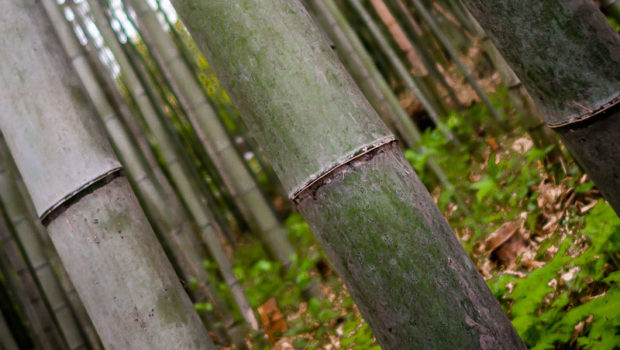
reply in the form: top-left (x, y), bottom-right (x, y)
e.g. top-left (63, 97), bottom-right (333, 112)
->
top-left (212, 87), bottom-right (620, 349)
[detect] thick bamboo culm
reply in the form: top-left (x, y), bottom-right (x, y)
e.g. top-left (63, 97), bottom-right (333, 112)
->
top-left (0, 1), bottom-right (215, 348)
top-left (305, 0), bottom-right (471, 218)
top-left (125, 0), bottom-right (314, 280)
top-left (172, 0), bottom-right (524, 347)
top-left (79, 0), bottom-right (260, 332)
top-left (463, 8), bottom-right (560, 154)
top-left (460, 0), bottom-right (620, 214)
top-left (54, 2), bottom-right (249, 346)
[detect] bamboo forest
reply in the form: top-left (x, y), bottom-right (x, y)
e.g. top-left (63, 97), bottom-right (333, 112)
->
top-left (0, 0), bottom-right (619, 349)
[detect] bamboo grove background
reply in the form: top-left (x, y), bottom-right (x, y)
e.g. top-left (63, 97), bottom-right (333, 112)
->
top-left (0, 0), bottom-right (618, 349)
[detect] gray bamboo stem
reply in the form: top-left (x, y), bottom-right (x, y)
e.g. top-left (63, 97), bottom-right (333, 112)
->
top-left (0, 2), bottom-right (214, 348)
top-left (86, 0), bottom-right (259, 331)
top-left (171, 0), bottom-right (524, 347)
top-left (461, 0), bottom-right (620, 215)
top-left (465, 10), bottom-right (559, 153)
top-left (56, 2), bottom-right (247, 345)
top-left (126, 0), bottom-right (306, 278)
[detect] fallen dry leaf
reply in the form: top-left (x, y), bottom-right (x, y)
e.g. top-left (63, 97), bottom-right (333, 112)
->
top-left (258, 297), bottom-right (287, 343)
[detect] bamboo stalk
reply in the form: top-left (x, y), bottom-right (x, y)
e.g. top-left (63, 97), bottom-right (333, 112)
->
top-left (347, 0), bottom-right (460, 144)
top-left (0, 217), bottom-right (64, 350)
top-left (47, 253), bottom-right (104, 350)
top-left (461, 0), bottom-right (620, 215)
top-left (403, 0), bottom-right (507, 129)
top-left (126, 0), bottom-right (310, 281)
top-left (368, 0), bottom-right (449, 115)
top-left (388, 0), bottom-right (463, 110)
top-left (0, 136), bottom-right (102, 350)
top-left (306, 0), bottom-right (471, 217)
top-left (83, 0), bottom-right (259, 332)
top-left (106, 4), bottom-right (241, 248)
top-left (172, 0), bottom-right (524, 347)
top-left (0, 2), bottom-right (215, 348)
top-left (0, 270), bottom-right (37, 350)
top-left (160, 10), bottom-right (294, 212)
top-left (464, 11), bottom-right (560, 154)
top-left (0, 150), bottom-right (89, 350)
top-left (53, 2), bottom-right (247, 346)
top-left (0, 306), bottom-right (19, 350)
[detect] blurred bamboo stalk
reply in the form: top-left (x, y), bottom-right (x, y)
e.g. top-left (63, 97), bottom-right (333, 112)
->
top-left (0, 304), bottom-right (19, 350)
top-left (83, 0), bottom-right (260, 332)
top-left (0, 216), bottom-right (64, 350)
top-left (126, 0), bottom-right (319, 292)
top-left (55, 2), bottom-right (248, 346)
top-left (0, 140), bottom-right (89, 350)
top-left (388, 0), bottom-right (463, 109)
top-left (346, 0), bottom-right (460, 144)
top-left (402, 0), bottom-right (508, 129)
top-left (369, 0), bottom-right (450, 116)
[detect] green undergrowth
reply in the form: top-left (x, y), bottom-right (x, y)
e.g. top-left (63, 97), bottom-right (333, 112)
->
top-left (196, 214), bottom-right (378, 349)
top-left (488, 202), bottom-right (619, 349)
top-left (193, 88), bottom-right (618, 348)
top-left (404, 89), bottom-right (619, 349)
